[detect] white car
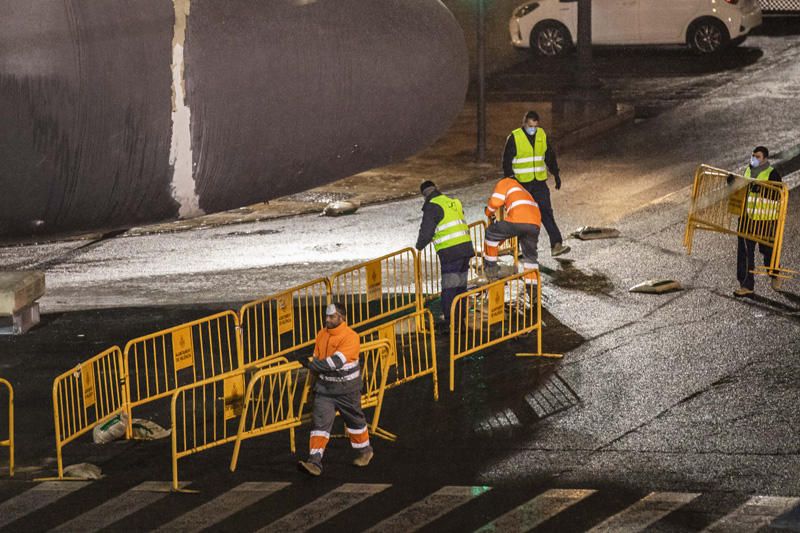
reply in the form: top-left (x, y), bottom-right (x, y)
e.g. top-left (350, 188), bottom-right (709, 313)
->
top-left (510, 0), bottom-right (763, 56)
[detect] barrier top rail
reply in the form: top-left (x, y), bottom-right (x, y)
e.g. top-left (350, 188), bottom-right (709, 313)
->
top-left (329, 247), bottom-right (420, 329)
top-left (0, 378), bottom-right (13, 477)
top-left (239, 278), bottom-right (330, 367)
top-left (123, 310), bottom-right (241, 423)
top-left (51, 346), bottom-right (126, 478)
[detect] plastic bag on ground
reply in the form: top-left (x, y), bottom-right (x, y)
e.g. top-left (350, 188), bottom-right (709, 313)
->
top-left (63, 462), bottom-right (103, 480)
top-left (131, 418), bottom-right (171, 440)
top-left (92, 412), bottom-right (128, 444)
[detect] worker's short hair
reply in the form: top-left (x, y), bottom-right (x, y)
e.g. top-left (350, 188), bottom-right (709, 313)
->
top-left (753, 146), bottom-right (769, 158)
top-left (420, 180), bottom-right (437, 195)
top-left (524, 110), bottom-right (540, 122)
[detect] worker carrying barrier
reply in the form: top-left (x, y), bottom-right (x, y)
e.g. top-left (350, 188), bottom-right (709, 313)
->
top-left (448, 270), bottom-right (561, 392)
top-left (230, 339), bottom-right (393, 475)
top-left (330, 248), bottom-right (419, 329)
top-left (358, 309), bottom-right (439, 401)
top-left (123, 310), bottom-right (242, 437)
top-left (170, 357), bottom-right (289, 491)
top-left (1, 378), bottom-right (13, 477)
top-left (51, 346), bottom-right (127, 479)
top-left (684, 164), bottom-right (795, 279)
top-left (239, 278), bottom-right (331, 367)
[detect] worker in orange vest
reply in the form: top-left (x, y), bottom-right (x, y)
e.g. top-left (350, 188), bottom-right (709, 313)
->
top-left (483, 177), bottom-right (542, 289)
top-left (297, 302), bottom-right (372, 476)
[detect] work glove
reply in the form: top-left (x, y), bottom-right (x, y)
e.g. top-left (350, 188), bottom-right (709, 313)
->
top-left (726, 173), bottom-right (735, 185)
top-left (298, 357), bottom-right (311, 369)
top-left (554, 175), bottom-right (562, 190)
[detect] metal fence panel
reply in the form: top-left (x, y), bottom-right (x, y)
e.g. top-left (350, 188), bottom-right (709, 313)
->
top-left (0, 378), bottom-right (13, 477)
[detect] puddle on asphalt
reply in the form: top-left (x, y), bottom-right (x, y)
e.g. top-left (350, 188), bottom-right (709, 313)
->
top-left (547, 258), bottom-right (614, 295)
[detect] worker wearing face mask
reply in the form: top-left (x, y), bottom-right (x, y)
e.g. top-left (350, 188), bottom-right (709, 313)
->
top-left (733, 146), bottom-right (783, 297)
top-left (502, 110), bottom-right (570, 257)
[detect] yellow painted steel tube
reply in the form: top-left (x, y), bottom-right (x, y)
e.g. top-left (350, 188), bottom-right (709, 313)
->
top-left (0, 378), bottom-right (13, 477)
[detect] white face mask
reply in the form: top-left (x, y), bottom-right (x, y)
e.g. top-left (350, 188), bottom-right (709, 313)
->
top-left (524, 126), bottom-right (537, 135)
top-left (750, 156), bottom-right (761, 167)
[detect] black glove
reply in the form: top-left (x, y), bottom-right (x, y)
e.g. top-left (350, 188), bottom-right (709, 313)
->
top-left (726, 173), bottom-right (735, 185)
top-left (554, 175), bottom-right (562, 190)
top-left (298, 357), bottom-right (311, 369)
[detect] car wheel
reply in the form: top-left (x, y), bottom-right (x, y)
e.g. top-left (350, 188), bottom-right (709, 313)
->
top-left (531, 21), bottom-right (572, 57)
top-left (687, 18), bottom-right (730, 54)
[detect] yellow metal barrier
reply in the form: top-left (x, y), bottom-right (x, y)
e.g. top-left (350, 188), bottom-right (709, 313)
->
top-left (1, 378), bottom-right (13, 477)
top-left (358, 309), bottom-right (439, 401)
top-left (239, 278), bottom-right (331, 367)
top-left (685, 164), bottom-right (795, 279)
top-left (449, 270), bottom-right (561, 392)
top-left (124, 310), bottom-right (242, 436)
top-left (51, 346), bottom-right (127, 479)
top-left (230, 339), bottom-right (393, 474)
top-left (330, 248), bottom-right (419, 329)
top-left (170, 357), bottom-right (289, 491)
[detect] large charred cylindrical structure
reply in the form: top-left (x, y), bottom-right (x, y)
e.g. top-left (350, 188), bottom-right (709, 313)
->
top-left (0, 0), bottom-right (468, 240)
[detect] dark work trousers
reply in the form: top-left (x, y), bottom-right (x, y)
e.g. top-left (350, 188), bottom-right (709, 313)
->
top-left (440, 256), bottom-right (470, 323)
top-left (737, 236), bottom-right (774, 290)
top-left (522, 180), bottom-right (563, 246)
top-left (308, 389), bottom-right (369, 465)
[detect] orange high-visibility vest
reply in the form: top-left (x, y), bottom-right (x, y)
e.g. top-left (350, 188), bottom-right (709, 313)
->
top-left (485, 178), bottom-right (541, 226)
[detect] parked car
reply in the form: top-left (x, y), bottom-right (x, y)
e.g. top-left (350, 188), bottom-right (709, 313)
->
top-left (758, 0), bottom-right (800, 13)
top-left (509, 0), bottom-right (763, 56)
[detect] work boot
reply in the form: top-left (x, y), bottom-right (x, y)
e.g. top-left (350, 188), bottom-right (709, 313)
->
top-left (733, 286), bottom-right (754, 298)
top-left (352, 447), bottom-right (374, 467)
top-left (771, 276), bottom-right (784, 292)
top-left (551, 242), bottom-right (571, 257)
top-left (297, 460), bottom-right (322, 476)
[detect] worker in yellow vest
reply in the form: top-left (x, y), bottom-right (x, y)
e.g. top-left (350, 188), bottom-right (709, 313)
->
top-left (733, 146), bottom-right (783, 297)
top-left (502, 110), bottom-right (570, 257)
top-left (415, 180), bottom-right (475, 329)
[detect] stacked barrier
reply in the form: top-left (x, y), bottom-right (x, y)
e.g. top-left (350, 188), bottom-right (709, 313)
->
top-left (124, 311), bottom-right (242, 436)
top-left (358, 309), bottom-right (439, 401)
top-left (239, 278), bottom-right (330, 366)
top-left (685, 164), bottom-right (795, 279)
top-left (448, 270), bottom-right (561, 391)
top-left (170, 357), bottom-right (289, 491)
top-left (330, 248), bottom-right (419, 328)
top-left (52, 346), bottom-right (127, 478)
top-left (230, 339), bottom-right (392, 472)
top-left (1, 378), bottom-right (13, 477)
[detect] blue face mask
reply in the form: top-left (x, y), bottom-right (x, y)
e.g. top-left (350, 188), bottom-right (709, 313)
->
top-left (524, 126), bottom-right (537, 135)
top-left (750, 156), bottom-right (761, 167)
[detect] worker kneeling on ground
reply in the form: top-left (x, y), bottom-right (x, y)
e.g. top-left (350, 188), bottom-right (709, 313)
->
top-left (298, 302), bottom-right (373, 476)
top-left (484, 177), bottom-right (542, 303)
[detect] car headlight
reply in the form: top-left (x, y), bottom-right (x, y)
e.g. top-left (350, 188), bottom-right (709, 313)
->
top-left (513, 2), bottom-right (539, 18)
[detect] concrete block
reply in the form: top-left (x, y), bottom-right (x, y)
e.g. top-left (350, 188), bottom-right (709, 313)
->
top-left (0, 271), bottom-right (45, 315)
top-left (0, 302), bottom-right (40, 335)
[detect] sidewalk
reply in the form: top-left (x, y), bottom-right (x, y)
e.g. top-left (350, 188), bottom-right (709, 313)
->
top-left (129, 100), bottom-right (633, 235)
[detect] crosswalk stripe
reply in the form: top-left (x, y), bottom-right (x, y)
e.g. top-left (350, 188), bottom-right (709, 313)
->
top-left (156, 482), bottom-right (291, 532)
top-left (257, 483), bottom-right (390, 533)
top-left (0, 481), bottom-right (90, 529)
top-left (49, 481), bottom-right (176, 533)
top-left (366, 485), bottom-right (491, 533)
top-left (587, 491), bottom-right (700, 532)
top-left (475, 488), bottom-right (596, 532)
top-left (702, 495), bottom-right (800, 532)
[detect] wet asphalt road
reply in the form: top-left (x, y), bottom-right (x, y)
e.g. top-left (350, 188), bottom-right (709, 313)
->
top-left (2, 21), bottom-right (800, 532)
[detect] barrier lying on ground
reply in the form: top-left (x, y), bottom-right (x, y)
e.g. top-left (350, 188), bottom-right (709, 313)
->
top-left (684, 164), bottom-right (795, 279)
top-left (124, 311), bottom-right (242, 436)
top-left (170, 357), bottom-right (290, 491)
top-left (230, 339), bottom-right (393, 476)
top-left (449, 270), bottom-right (561, 392)
top-left (330, 248), bottom-right (419, 328)
top-left (52, 346), bottom-right (126, 478)
top-left (358, 309), bottom-right (439, 401)
top-left (239, 278), bottom-right (330, 366)
top-left (1, 378), bottom-right (13, 477)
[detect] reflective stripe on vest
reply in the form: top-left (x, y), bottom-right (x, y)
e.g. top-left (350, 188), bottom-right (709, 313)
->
top-left (511, 128), bottom-right (548, 183)
top-left (430, 195), bottom-right (471, 252)
top-left (743, 166), bottom-right (780, 220)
